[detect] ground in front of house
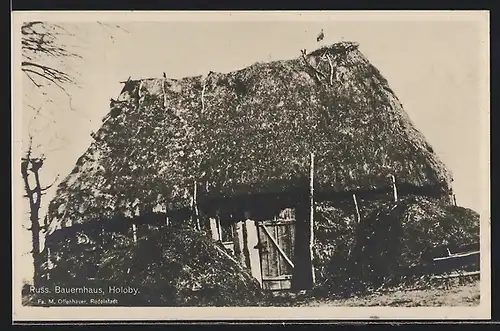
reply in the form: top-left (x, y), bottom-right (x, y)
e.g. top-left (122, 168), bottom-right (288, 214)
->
top-left (308, 279), bottom-right (479, 307)
top-left (267, 277), bottom-right (480, 307)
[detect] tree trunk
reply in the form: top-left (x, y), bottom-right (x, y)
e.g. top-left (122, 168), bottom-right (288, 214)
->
top-left (21, 151), bottom-right (50, 288)
top-left (30, 210), bottom-right (42, 287)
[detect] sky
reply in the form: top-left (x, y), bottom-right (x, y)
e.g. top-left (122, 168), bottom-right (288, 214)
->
top-left (14, 12), bottom-right (489, 282)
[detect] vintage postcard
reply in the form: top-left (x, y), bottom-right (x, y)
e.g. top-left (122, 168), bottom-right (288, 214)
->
top-left (12, 11), bottom-right (490, 321)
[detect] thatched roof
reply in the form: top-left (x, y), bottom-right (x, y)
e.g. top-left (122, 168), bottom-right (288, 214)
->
top-left (47, 41), bottom-right (452, 231)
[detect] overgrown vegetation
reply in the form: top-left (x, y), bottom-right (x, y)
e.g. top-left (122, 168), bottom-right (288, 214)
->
top-left (312, 196), bottom-right (479, 297)
top-left (25, 195), bottom-right (479, 307)
top-left (34, 224), bottom-right (266, 306)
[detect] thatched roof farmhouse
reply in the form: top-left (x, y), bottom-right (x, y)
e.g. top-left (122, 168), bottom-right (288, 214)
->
top-left (42, 42), bottom-right (477, 299)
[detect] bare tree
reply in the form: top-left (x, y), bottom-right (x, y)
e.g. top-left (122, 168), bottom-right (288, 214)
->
top-left (22, 22), bottom-right (79, 88)
top-left (21, 21), bottom-right (128, 106)
top-left (20, 21), bottom-right (128, 284)
top-left (21, 137), bottom-right (59, 287)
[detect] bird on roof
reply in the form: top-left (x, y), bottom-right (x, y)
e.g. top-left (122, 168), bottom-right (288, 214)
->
top-left (316, 29), bottom-right (324, 42)
top-left (163, 72), bottom-right (167, 78)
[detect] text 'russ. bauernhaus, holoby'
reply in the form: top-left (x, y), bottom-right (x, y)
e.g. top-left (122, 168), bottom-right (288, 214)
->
top-left (53, 286), bottom-right (139, 295)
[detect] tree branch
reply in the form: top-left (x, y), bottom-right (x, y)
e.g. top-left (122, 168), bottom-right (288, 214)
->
top-left (21, 156), bottom-right (35, 206)
top-left (301, 53), bottom-right (327, 80)
top-left (22, 67), bottom-right (76, 110)
top-left (325, 53), bottom-right (335, 86)
top-left (22, 21), bottom-right (125, 113)
top-left (41, 174), bottom-right (60, 192)
top-left (21, 21), bottom-right (44, 32)
top-left (22, 61), bottom-right (74, 84)
top-left (23, 70), bottom-right (42, 88)
top-left (22, 22), bottom-right (82, 59)
top-left (97, 21), bottom-right (130, 34)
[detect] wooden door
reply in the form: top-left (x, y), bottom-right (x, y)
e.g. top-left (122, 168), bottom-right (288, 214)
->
top-left (255, 209), bottom-right (296, 290)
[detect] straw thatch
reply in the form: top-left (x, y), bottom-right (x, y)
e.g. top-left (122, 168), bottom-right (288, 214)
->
top-left (352, 196), bottom-right (480, 277)
top-left (46, 41), bottom-right (452, 231)
top-left (41, 224), bottom-right (266, 306)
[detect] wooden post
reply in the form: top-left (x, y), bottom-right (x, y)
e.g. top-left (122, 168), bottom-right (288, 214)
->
top-left (132, 222), bottom-right (138, 243)
top-left (309, 152), bottom-right (316, 285)
top-left (118, 77), bottom-right (132, 101)
top-left (209, 218), bottom-right (219, 240)
top-left (242, 220), bottom-right (252, 270)
top-left (119, 76), bottom-right (132, 84)
top-left (352, 193), bottom-right (361, 223)
top-left (255, 221), bottom-right (265, 287)
top-left (46, 247), bottom-right (51, 281)
top-left (453, 194), bottom-right (457, 206)
top-left (100, 223), bottom-right (105, 247)
top-left (389, 174), bottom-right (398, 202)
top-left (217, 217), bottom-right (223, 241)
top-left (232, 221), bottom-right (245, 266)
top-left (162, 74), bottom-right (168, 108)
top-left (193, 180), bottom-right (201, 231)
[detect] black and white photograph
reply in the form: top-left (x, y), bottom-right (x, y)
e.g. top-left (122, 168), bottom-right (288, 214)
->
top-left (12, 11), bottom-right (490, 321)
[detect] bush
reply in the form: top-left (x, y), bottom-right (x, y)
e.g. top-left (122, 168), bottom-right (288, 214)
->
top-left (352, 196), bottom-right (479, 286)
top-left (312, 196), bottom-right (480, 296)
top-left (312, 201), bottom-right (360, 296)
top-left (40, 224), bottom-right (266, 306)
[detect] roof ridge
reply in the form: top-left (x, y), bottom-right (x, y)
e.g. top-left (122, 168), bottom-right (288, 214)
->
top-left (121, 41), bottom-right (361, 83)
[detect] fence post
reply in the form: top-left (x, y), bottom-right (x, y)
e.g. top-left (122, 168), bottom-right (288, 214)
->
top-left (193, 180), bottom-right (201, 230)
top-left (132, 222), bottom-right (137, 244)
top-left (309, 152), bottom-right (316, 285)
top-left (352, 193), bottom-right (361, 223)
top-left (388, 174), bottom-right (398, 202)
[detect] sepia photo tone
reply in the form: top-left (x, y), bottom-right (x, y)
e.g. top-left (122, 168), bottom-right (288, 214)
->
top-left (12, 11), bottom-right (490, 321)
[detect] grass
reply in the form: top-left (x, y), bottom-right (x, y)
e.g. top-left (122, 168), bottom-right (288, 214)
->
top-left (304, 279), bottom-right (479, 307)
top-left (267, 275), bottom-right (480, 307)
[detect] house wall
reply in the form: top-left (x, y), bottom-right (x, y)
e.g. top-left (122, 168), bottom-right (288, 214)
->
top-left (208, 217), bottom-right (263, 286)
top-left (210, 204), bottom-right (317, 290)
top-left (244, 219), bottom-right (262, 286)
top-left (209, 218), bottom-right (219, 241)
